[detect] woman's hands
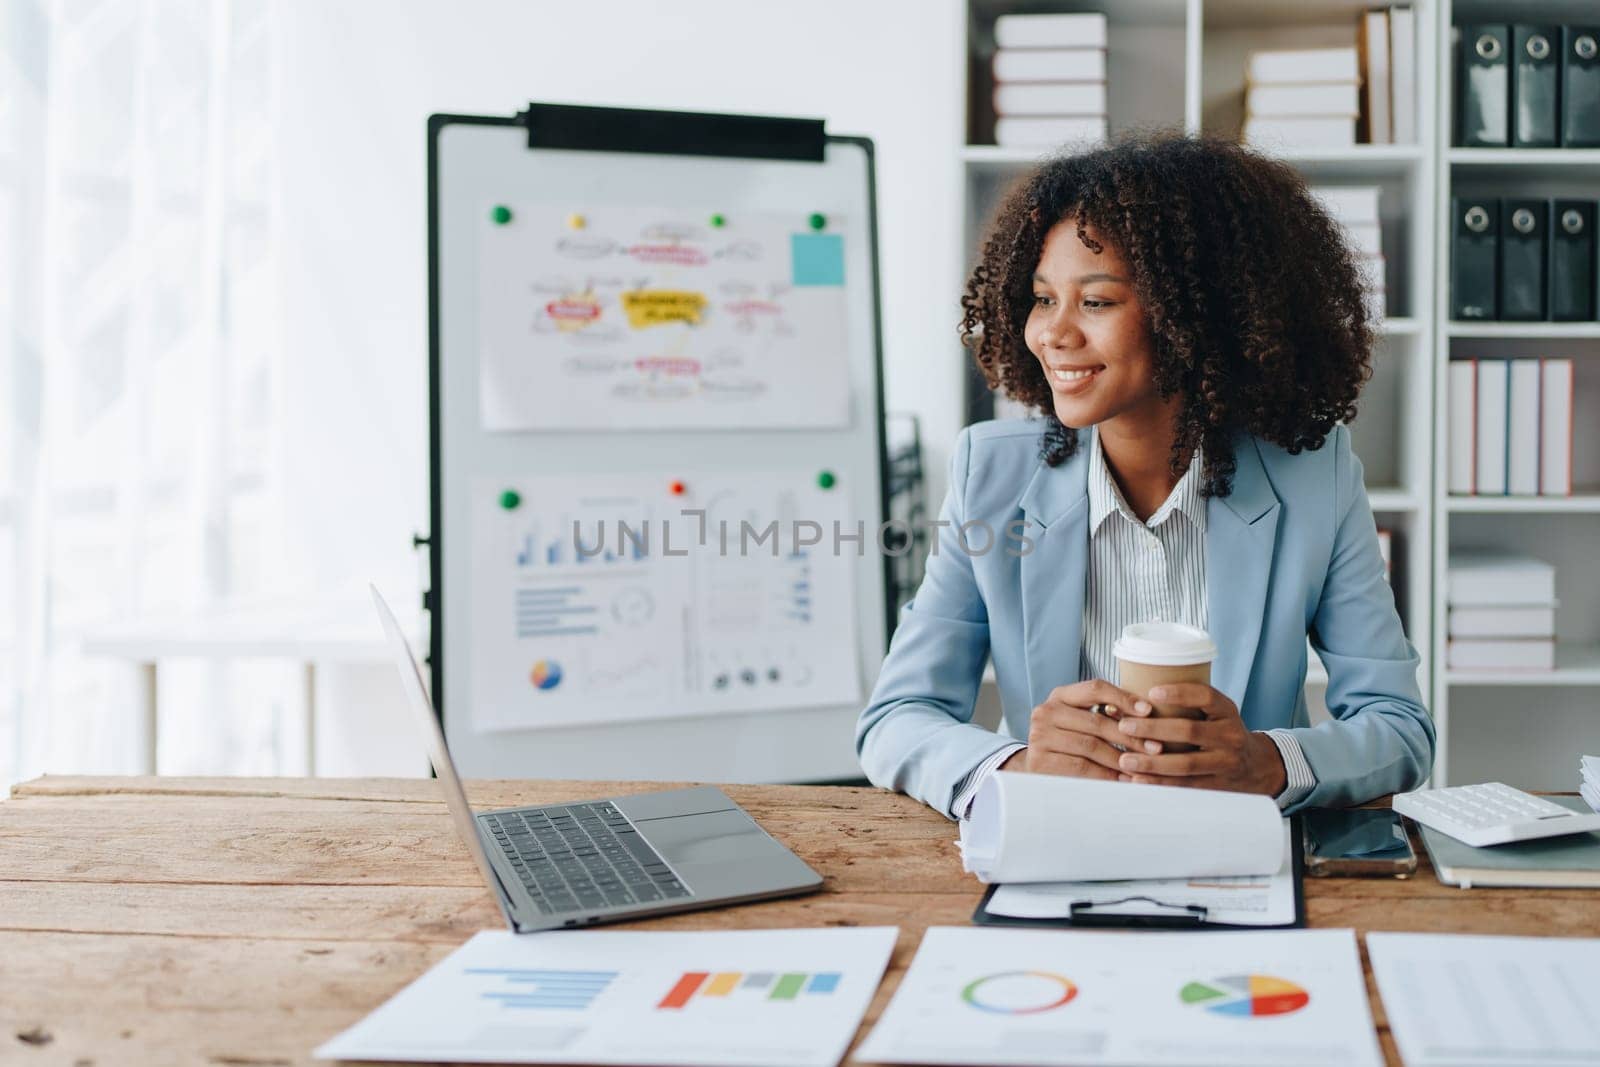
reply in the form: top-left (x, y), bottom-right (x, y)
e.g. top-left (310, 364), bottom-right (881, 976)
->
top-left (998, 680), bottom-right (1149, 780)
top-left (999, 681), bottom-right (1288, 798)
top-left (1113, 683), bottom-right (1287, 797)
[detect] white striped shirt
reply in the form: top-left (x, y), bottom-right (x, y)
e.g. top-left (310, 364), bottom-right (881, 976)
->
top-left (951, 427), bottom-right (1315, 817)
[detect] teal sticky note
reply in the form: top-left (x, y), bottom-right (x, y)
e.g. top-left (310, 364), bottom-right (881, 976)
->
top-left (791, 233), bottom-right (844, 286)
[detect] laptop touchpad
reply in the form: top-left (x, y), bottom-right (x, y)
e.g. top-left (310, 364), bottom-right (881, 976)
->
top-left (643, 809), bottom-right (771, 864)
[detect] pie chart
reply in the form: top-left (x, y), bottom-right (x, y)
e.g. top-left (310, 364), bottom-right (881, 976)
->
top-left (1180, 974), bottom-right (1309, 1017)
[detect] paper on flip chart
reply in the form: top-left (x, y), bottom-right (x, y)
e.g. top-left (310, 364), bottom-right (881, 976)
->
top-left (314, 926), bottom-right (897, 1067)
top-left (857, 926), bottom-right (1382, 1067)
top-left (1367, 933), bottom-right (1600, 1066)
top-left (959, 773), bottom-right (1282, 883)
top-left (985, 822), bottom-right (1296, 926)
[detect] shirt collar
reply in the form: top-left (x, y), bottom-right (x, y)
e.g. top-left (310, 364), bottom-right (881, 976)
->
top-left (1087, 426), bottom-right (1206, 534)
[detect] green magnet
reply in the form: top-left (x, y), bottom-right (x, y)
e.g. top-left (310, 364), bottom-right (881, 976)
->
top-left (710, 213), bottom-right (727, 228)
top-left (490, 205), bottom-right (513, 225)
top-left (807, 212), bottom-right (827, 231)
top-left (816, 470), bottom-right (837, 490)
top-left (499, 489), bottom-right (522, 510)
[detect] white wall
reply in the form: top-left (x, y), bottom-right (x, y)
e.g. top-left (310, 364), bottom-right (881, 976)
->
top-left (274, 0), bottom-right (969, 618)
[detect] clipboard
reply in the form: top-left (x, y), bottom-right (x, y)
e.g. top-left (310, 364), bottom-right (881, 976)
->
top-left (971, 817), bottom-right (1307, 930)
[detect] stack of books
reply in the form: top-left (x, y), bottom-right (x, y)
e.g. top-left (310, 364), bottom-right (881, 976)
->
top-left (1446, 358), bottom-right (1574, 496)
top-left (1243, 46), bottom-right (1362, 149)
top-left (990, 12), bottom-right (1108, 148)
top-left (1446, 552), bottom-right (1557, 671)
top-left (1241, 5), bottom-right (1416, 149)
top-left (1309, 185), bottom-right (1387, 317)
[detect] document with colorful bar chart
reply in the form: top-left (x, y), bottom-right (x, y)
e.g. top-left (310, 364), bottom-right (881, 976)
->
top-left (857, 926), bottom-right (1381, 1067)
top-left (313, 926), bottom-right (897, 1067)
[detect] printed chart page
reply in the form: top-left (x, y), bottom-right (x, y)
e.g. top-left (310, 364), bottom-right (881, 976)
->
top-left (857, 926), bottom-right (1381, 1067)
top-left (315, 926), bottom-right (896, 1067)
top-left (469, 472), bottom-right (860, 729)
top-left (478, 205), bottom-right (852, 431)
top-left (1368, 933), bottom-right (1600, 1066)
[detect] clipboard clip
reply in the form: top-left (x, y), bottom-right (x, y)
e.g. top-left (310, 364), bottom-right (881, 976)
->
top-left (1068, 896), bottom-right (1209, 926)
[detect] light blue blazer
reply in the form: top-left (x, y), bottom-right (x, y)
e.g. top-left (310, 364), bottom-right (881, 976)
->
top-left (856, 419), bottom-right (1434, 818)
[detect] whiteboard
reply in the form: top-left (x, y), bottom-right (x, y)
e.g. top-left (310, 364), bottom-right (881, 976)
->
top-left (429, 107), bottom-right (889, 782)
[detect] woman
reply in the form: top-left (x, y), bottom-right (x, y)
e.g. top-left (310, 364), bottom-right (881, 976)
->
top-left (856, 134), bottom-right (1433, 819)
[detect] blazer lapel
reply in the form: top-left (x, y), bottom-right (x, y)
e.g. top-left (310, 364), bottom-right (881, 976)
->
top-left (1018, 443), bottom-right (1090, 709)
top-left (1205, 437), bottom-right (1282, 707)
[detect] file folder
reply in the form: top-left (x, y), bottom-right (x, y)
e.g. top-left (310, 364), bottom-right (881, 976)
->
top-left (1452, 198), bottom-right (1499, 320)
top-left (1512, 25), bottom-right (1560, 147)
top-left (1459, 24), bottom-right (1510, 146)
top-left (1549, 199), bottom-right (1596, 321)
top-left (1563, 27), bottom-right (1600, 147)
top-left (1501, 199), bottom-right (1548, 320)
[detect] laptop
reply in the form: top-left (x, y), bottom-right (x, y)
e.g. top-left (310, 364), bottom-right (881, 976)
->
top-left (371, 586), bottom-right (823, 932)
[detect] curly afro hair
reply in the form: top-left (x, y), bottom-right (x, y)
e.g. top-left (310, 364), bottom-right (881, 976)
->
top-left (960, 132), bottom-right (1375, 498)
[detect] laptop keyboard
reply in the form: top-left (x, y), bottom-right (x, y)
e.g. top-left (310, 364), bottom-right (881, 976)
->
top-left (484, 802), bottom-right (690, 916)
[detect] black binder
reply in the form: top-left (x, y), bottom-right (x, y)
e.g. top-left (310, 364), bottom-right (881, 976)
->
top-left (1564, 27), bottom-right (1600, 147)
top-left (971, 820), bottom-right (1307, 930)
top-left (1502, 199), bottom-right (1549, 321)
top-left (1452, 198), bottom-right (1500, 320)
top-left (1459, 24), bottom-right (1510, 146)
top-left (1512, 25), bottom-right (1560, 147)
top-left (1549, 200), bottom-right (1596, 321)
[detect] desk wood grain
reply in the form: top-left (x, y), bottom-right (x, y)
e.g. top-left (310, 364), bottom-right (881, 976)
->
top-left (3, 776), bottom-right (1597, 1066)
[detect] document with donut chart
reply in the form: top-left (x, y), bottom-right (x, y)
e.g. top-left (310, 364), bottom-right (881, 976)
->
top-left (857, 926), bottom-right (1381, 1067)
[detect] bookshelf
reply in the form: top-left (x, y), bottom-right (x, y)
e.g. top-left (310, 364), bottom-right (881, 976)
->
top-left (1434, 0), bottom-right (1600, 787)
top-left (958, 0), bottom-right (1594, 792)
top-left (947, 0), bottom-right (1472, 783)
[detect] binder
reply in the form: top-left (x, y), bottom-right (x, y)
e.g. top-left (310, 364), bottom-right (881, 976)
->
top-left (1563, 27), bottom-right (1600, 147)
top-left (1511, 25), bottom-right (1560, 147)
top-left (1358, 9), bottom-right (1392, 144)
top-left (1541, 358), bottom-right (1574, 495)
top-left (1458, 24), bottom-right (1509, 146)
top-left (1476, 359), bottom-right (1510, 495)
top-left (1447, 360), bottom-right (1477, 494)
top-left (1451, 198), bottom-right (1499, 320)
top-left (1548, 199), bottom-right (1596, 321)
top-left (1507, 359), bottom-right (1541, 495)
top-left (972, 820), bottom-right (1307, 930)
top-left (1500, 199), bottom-right (1547, 321)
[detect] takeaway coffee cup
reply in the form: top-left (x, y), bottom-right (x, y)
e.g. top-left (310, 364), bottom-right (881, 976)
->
top-left (1113, 622), bottom-right (1218, 752)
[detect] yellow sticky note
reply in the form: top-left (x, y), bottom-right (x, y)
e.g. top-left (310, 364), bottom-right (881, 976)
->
top-left (619, 289), bottom-right (707, 328)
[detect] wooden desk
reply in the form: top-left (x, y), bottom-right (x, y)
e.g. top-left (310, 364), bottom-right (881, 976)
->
top-left (4, 776), bottom-right (1597, 1066)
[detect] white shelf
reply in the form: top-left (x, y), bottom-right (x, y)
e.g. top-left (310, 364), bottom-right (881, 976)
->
top-left (1446, 644), bottom-right (1600, 687)
top-left (960, 144), bottom-right (1055, 173)
top-left (1448, 147), bottom-right (1600, 169)
top-left (1369, 488), bottom-right (1420, 512)
top-left (1255, 143), bottom-right (1425, 175)
top-left (1446, 495), bottom-right (1600, 514)
top-left (1380, 317), bottom-right (1420, 336)
top-left (1447, 321), bottom-right (1600, 340)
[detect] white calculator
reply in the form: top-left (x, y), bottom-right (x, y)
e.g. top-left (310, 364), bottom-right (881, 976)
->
top-left (1392, 782), bottom-right (1600, 847)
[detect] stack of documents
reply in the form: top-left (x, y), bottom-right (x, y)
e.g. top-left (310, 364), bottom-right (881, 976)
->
top-left (1584, 755), bottom-right (1599, 811)
top-left (1243, 47), bottom-right (1361, 149)
top-left (991, 13), bottom-right (1108, 147)
top-left (1308, 185), bottom-right (1387, 317)
top-left (1444, 551), bottom-right (1558, 670)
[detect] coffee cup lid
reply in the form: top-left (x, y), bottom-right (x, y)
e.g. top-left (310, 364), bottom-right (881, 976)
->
top-left (1112, 621), bottom-right (1217, 666)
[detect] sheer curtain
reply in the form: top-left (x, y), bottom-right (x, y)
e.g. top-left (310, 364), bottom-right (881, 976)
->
top-left (1, 0), bottom-right (291, 785)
